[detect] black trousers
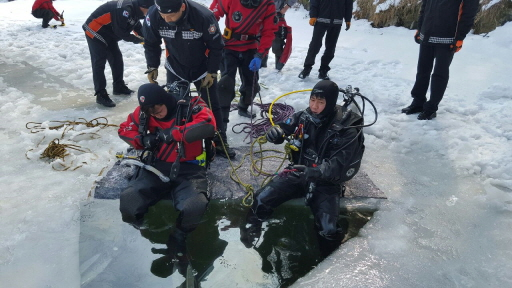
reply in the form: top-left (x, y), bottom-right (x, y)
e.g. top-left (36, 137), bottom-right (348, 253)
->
top-left (304, 24), bottom-right (342, 72)
top-left (32, 9), bottom-right (54, 28)
top-left (85, 36), bottom-right (124, 94)
top-left (252, 173), bottom-right (342, 239)
top-left (119, 162), bottom-right (209, 232)
top-left (221, 49), bottom-right (260, 110)
top-left (410, 44), bottom-right (454, 112)
top-left (166, 71), bottom-right (224, 135)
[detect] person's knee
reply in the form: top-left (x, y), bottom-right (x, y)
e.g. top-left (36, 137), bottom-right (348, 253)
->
top-left (119, 188), bottom-right (145, 224)
top-left (177, 193), bottom-right (209, 231)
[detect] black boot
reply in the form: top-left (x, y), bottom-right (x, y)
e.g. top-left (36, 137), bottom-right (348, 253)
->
top-left (214, 129), bottom-right (236, 159)
top-left (237, 106), bottom-right (256, 119)
top-left (298, 67), bottom-right (312, 79)
top-left (113, 81), bottom-right (134, 95)
top-left (318, 69), bottom-right (330, 80)
top-left (417, 110), bottom-right (437, 120)
top-left (401, 105), bottom-right (423, 115)
top-left (95, 90), bottom-right (116, 107)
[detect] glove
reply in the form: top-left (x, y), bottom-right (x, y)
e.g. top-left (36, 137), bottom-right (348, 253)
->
top-left (290, 165), bottom-right (322, 181)
top-left (450, 40), bottom-right (463, 53)
top-left (249, 56), bottom-right (262, 72)
top-left (141, 134), bottom-right (159, 149)
top-left (201, 73), bottom-right (217, 88)
top-left (266, 126), bottom-right (285, 144)
top-left (309, 17), bottom-right (317, 26)
top-left (345, 21), bottom-right (351, 31)
top-left (145, 67), bottom-right (158, 84)
top-left (156, 128), bottom-right (174, 144)
top-left (414, 30), bottom-right (421, 44)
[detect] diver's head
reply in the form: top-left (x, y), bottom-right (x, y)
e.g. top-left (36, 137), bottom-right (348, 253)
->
top-left (309, 80), bottom-right (339, 118)
top-left (138, 83), bottom-right (177, 120)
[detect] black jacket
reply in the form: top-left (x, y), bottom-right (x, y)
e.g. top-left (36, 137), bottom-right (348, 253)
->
top-left (83, 0), bottom-right (144, 45)
top-left (309, 0), bottom-right (352, 26)
top-left (418, 0), bottom-right (479, 45)
top-left (277, 105), bottom-right (364, 185)
top-left (143, 0), bottom-right (224, 82)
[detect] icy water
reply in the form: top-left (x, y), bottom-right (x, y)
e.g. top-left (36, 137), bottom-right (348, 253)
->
top-left (80, 199), bottom-right (373, 287)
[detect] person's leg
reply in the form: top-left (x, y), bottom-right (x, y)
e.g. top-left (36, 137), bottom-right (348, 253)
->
top-left (240, 174), bottom-right (305, 247)
top-left (303, 24), bottom-right (328, 70)
top-left (119, 169), bottom-right (168, 228)
top-left (86, 36), bottom-right (108, 94)
top-left (171, 165), bottom-right (209, 233)
top-left (32, 9), bottom-right (54, 28)
top-left (309, 185), bottom-right (342, 239)
top-left (238, 50), bottom-right (259, 118)
top-left (424, 45), bottom-right (454, 113)
top-left (410, 44), bottom-right (436, 107)
top-left (319, 25), bottom-right (342, 73)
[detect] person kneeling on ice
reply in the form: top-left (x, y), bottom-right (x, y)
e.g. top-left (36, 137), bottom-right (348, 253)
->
top-left (118, 83), bottom-right (216, 258)
top-left (240, 80), bottom-right (365, 256)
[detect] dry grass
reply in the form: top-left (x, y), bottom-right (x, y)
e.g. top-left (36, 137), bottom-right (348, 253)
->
top-left (300, 0), bottom-right (511, 34)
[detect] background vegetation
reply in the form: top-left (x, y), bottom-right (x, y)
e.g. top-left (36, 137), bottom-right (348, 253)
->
top-left (295, 0), bottom-right (512, 34)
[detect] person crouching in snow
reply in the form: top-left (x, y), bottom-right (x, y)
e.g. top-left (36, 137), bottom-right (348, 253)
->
top-left (31, 0), bottom-right (64, 28)
top-left (118, 83), bottom-right (216, 257)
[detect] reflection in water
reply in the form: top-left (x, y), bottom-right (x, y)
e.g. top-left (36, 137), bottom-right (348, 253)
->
top-left (136, 199), bottom-right (372, 287)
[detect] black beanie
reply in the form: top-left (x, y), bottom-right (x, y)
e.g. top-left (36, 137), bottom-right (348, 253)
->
top-left (138, 83), bottom-right (177, 118)
top-left (311, 80), bottom-right (339, 117)
top-left (155, 0), bottom-right (183, 13)
top-left (137, 0), bottom-right (154, 8)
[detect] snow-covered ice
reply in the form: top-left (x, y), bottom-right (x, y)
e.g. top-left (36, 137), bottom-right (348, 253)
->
top-left (0, 0), bottom-right (511, 287)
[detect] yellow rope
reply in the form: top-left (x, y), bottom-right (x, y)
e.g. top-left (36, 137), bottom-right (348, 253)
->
top-left (26, 117), bottom-right (118, 134)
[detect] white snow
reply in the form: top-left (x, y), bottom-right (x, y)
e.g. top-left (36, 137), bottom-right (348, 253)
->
top-left (0, 0), bottom-right (511, 287)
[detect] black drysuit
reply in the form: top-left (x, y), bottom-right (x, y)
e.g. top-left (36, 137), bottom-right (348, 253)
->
top-left (252, 105), bottom-right (364, 239)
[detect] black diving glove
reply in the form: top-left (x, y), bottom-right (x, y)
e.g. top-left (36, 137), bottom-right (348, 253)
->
top-left (141, 134), bottom-right (159, 149)
top-left (266, 126), bottom-right (285, 144)
top-left (156, 128), bottom-right (175, 144)
top-left (290, 165), bottom-right (322, 181)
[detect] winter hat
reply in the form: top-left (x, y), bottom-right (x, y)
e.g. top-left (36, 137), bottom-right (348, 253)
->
top-left (310, 80), bottom-right (339, 118)
top-left (137, 0), bottom-right (154, 8)
top-left (138, 83), bottom-right (177, 119)
top-left (155, 0), bottom-right (183, 13)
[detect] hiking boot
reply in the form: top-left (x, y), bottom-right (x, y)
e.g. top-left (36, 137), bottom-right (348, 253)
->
top-left (215, 145), bottom-right (236, 159)
top-left (298, 67), bottom-right (312, 79)
top-left (276, 62), bottom-right (284, 71)
top-left (401, 105), bottom-right (423, 115)
top-left (318, 70), bottom-right (330, 80)
top-left (417, 110), bottom-right (436, 120)
top-left (238, 107), bottom-right (256, 119)
top-left (95, 90), bottom-right (116, 107)
top-left (113, 81), bottom-right (134, 95)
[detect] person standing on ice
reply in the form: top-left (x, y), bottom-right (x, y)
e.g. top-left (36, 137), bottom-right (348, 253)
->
top-left (83, 0), bottom-right (153, 107)
top-left (298, 0), bottom-right (352, 80)
top-left (118, 83), bottom-right (216, 258)
top-left (210, 0), bottom-right (277, 120)
top-left (240, 80), bottom-right (365, 255)
top-left (143, 0), bottom-right (235, 158)
top-left (401, 0), bottom-right (479, 120)
top-left (31, 0), bottom-right (64, 28)
top-left (260, 0), bottom-right (297, 71)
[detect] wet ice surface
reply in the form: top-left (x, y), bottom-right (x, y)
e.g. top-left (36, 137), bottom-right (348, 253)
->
top-left (296, 148), bottom-right (512, 287)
